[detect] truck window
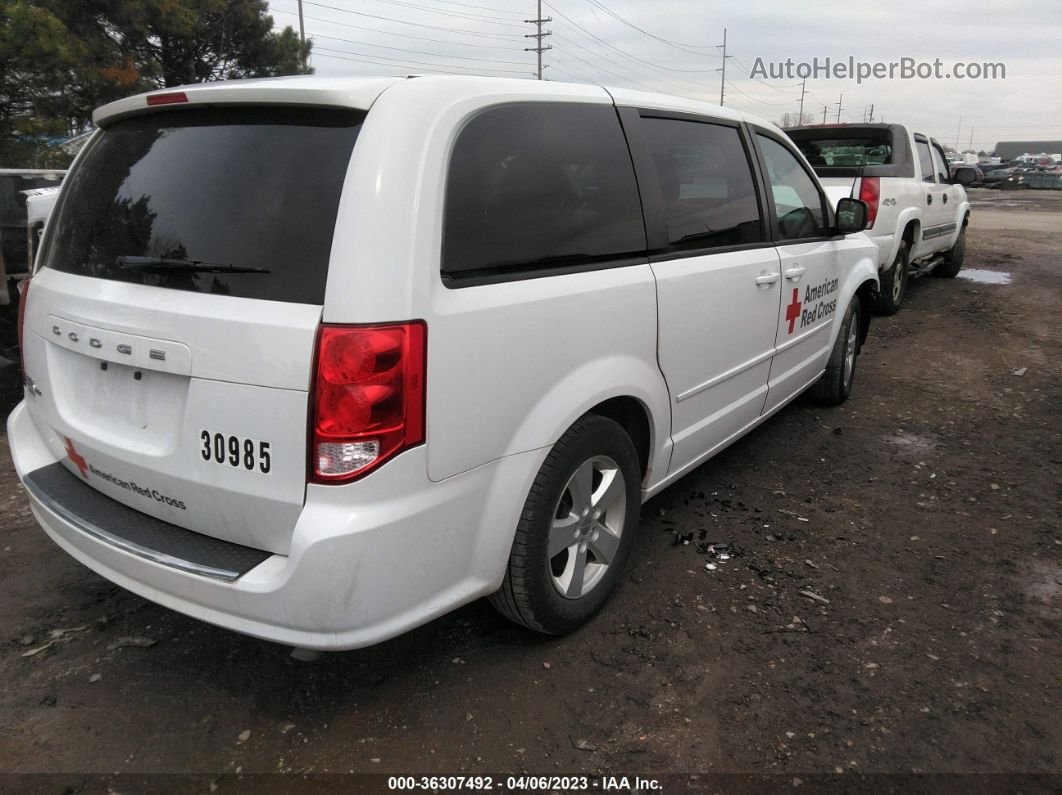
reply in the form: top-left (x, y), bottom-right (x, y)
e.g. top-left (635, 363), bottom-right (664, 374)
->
top-left (916, 139), bottom-right (936, 183)
top-left (930, 145), bottom-right (950, 184)
top-left (792, 136), bottom-right (892, 167)
top-left (639, 118), bottom-right (763, 251)
top-left (442, 103), bottom-right (646, 280)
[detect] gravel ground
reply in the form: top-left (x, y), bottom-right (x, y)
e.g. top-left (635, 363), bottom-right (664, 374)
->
top-left (0, 188), bottom-right (1058, 794)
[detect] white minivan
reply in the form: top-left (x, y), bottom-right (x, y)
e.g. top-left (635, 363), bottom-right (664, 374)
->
top-left (9, 75), bottom-right (878, 650)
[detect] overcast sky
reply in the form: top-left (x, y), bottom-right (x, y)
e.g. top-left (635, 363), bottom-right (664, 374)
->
top-left (265, 0), bottom-right (1062, 154)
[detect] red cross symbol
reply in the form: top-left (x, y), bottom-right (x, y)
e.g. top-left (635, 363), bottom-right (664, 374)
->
top-left (785, 288), bottom-right (802, 334)
top-left (64, 437), bottom-right (89, 479)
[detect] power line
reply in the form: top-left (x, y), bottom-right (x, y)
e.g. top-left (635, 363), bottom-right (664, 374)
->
top-left (311, 45), bottom-right (531, 75)
top-left (544, 2), bottom-right (718, 73)
top-left (579, 0), bottom-right (717, 55)
top-left (723, 79), bottom-right (801, 107)
top-left (375, 0), bottom-right (527, 28)
top-left (388, 0), bottom-right (526, 16)
top-left (550, 31), bottom-right (712, 92)
top-left (272, 8), bottom-right (525, 50)
top-left (310, 33), bottom-right (530, 65)
top-left (295, 1), bottom-right (527, 39)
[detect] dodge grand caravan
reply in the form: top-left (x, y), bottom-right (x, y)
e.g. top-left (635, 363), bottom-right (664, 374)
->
top-left (9, 75), bottom-right (878, 650)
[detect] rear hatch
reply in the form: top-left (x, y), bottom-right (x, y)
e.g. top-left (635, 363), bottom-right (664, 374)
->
top-left (21, 103), bottom-right (365, 555)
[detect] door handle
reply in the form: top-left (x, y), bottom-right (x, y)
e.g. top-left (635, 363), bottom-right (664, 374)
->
top-left (784, 265), bottom-right (805, 280)
top-left (927, 194), bottom-right (933, 205)
top-left (755, 272), bottom-right (780, 287)
top-left (943, 193), bottom-right (948, 204)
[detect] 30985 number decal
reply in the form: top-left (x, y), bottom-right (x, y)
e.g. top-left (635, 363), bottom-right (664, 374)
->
top-left (200, 431), bottom-right (271, 473)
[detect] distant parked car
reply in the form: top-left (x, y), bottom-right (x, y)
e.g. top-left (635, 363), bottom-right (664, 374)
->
top-left (951, 165), bottom-right (984, 187)
top-left (982, 168), bottom-right (1027, 189)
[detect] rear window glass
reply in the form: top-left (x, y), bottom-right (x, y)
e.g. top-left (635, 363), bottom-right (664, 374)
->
top-left (442, 102), bottom-right (646, 280)
top-left (792, 135), bottom-right (892, 167)
top-left (40, 107), bottom-right (364, 304)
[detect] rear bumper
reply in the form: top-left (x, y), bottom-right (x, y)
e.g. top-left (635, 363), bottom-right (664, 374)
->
top-left (8, 400), bottom-right (542, 650)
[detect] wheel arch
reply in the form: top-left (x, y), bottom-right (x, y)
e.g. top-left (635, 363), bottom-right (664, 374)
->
top-left (855, 278), bottom-right (877, 344)
top-left (586, 396), bottom-right (652, 481)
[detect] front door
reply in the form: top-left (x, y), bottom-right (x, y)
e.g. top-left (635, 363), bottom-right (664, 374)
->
top-left (752, 131), bottom-right (846, 414)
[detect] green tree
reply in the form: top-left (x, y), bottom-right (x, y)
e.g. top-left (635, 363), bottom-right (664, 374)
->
top-left (0, 0), bottom-right (312, 166)
top-left (99, 0), bottom-right (312, 88)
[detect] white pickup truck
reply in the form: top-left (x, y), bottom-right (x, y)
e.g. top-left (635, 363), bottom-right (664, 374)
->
top-left (786, 124), bottom-right (971, 314)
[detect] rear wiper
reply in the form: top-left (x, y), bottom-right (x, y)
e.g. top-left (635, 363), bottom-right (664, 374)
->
top-left (115, 256), bottom-right (270, 274)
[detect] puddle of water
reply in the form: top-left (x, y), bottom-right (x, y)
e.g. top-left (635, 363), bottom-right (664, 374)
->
top-left (956, 269), bottom-right (1013, 285)
top-left (1022, 559), bottom-right (1061, 621)
top-left (969, 200), bottom-right (1034, 208)
top-left (883, 433), bottom-right (936, 450)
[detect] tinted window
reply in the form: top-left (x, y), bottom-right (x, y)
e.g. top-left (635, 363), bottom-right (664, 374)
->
top-left (442, 103), bottom-right (645, 278)
top-left (41, 107), bottom-right (364, 304)
top-left (916, 139), bottom-right (936, 183)
top-left (641, 118), bottom-right (763, 250)
top-left (756, 135), bottom-right (827, 240)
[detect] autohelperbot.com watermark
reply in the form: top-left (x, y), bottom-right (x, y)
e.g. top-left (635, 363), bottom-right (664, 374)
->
top-left (750, 56), bottom-right (1006, 83)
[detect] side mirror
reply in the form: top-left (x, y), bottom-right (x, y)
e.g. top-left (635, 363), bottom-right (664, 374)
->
top-left (835, 197), bottom-right (868, 234)
top-left (953, 169), bottom-right (976, 186)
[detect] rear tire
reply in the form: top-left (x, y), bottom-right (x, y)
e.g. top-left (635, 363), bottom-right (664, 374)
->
top-left (873, 241), bottom-right (909, 315)
top-left (934, 226), bottom-right (965, 278)
top-left (489, 415), bottom-right (641, 635)
top-left (811, 297), bottom-right (861, 406)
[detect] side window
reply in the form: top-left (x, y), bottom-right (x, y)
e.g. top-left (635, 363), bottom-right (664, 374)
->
top-left (756, 134), bottom-right (828, 241)
top-left (916, 139), bottom-right (936, 183)
top-left (930, 144), bottom-right (950, 184)
top-left (640, 118), bottom-right (763, 250)
top-left (442, 103), bottom-right (645, 279)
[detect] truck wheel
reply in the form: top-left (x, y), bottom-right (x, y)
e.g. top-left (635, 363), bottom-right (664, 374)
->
top-left (811, 297), bottom-right (861, 406)
top-left (873, 241), bottom-right (909, 315)
top-left (934, 226), bottom-right (965, 278)
top-left (489, 415), bottom-right (641, 635)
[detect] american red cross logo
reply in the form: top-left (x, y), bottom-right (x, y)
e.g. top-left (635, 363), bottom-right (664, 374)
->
top-left (65, 437), bottom-right (88, 479)
top-left (785, 288), bottom-right (802, 334)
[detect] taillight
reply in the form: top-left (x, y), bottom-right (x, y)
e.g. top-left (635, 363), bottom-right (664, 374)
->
top-left (858, 176), bottom-right (880, 229)
top-left (311, 322), bottom-right (426, 483)
top-left (17, 278), bottom-right (29, 374)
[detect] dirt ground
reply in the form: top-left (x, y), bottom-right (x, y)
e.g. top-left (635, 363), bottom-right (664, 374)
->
top-left (0, 189), bottom-right (1058, 794)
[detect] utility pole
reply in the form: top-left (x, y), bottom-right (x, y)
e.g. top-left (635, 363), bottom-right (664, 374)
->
top-left (835, 93), bottom-right (843, 123)
top-left (954, 116), bottom-right (962, 151)
top-left (969, 126), bottom-right (974, 151)
top-left (798, 77), bottom-right (806, 124)
top-left (822, 105), bottom-right (828, 124)
top-left (297, 0), bottom-right (307, 71)
top-left (783, 112), bottom-right (790, 127)
top-left (716, 28), bottom-right (733, 106)
top-left (868, 103), bottom-right (874, 123)
top-left (524, 0), bottom-right (552, 80)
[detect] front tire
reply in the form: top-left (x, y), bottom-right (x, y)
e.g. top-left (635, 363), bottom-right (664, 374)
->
top-left (873, 241), bottom-right (909, 315)
top-left (489, 415), bottom-right (641, 635)
top-left (811, 297), bottom-right (861, 406)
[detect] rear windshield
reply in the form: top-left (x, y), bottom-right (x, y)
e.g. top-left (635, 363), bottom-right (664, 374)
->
top-left (40, 107), bottom-right (364, 304)
top-left (792, 135), bottom-right (893, 168)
